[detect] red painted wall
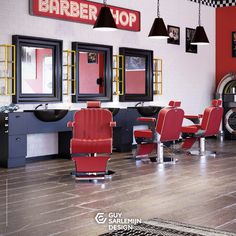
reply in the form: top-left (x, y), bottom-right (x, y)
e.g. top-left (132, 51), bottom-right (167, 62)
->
top-left (79, 53), bottom-right (104, 94)
top-left (125, 70), bottom-right (146, 94)
top-left (216, 6), bottom-right (236, 86)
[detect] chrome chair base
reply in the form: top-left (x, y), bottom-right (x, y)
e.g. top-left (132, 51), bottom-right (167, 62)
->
top-left (187, 137), bottom-right (216, 157)
top-left (188, 150), bottom-right (216, 157)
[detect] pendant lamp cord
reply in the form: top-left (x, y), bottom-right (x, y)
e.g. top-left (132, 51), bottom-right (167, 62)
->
top-left (103, 0), bottom-right (107, 6)
top-left (198, 0), bottom-right (201, 26)
top-left (157, 0), bottom-right (160, 18)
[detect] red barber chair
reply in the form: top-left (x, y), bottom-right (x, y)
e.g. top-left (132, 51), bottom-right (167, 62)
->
top-left (134, 101), bottom-right (184, 163)
top-left (67, 101), bottom-right (116, 180)
top-left (181, 99), bottom-right (223, 156)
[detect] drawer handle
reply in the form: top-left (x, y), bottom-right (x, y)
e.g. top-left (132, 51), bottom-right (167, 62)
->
top-left (15, 115), bottom-right (21, 118)
top-left (16, 137), bottom-right (21, 141)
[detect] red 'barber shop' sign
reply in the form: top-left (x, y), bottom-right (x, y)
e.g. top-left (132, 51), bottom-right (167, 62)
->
top-left (30, 0), bottom-right (141, 31)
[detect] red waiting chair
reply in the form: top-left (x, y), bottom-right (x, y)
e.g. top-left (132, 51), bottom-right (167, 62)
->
top-left (67, 101), bottom-right (116, 180)
top-left (134, 101), bottom-right (184, 163)
top-left (181, 99), bottom-right (223, 156)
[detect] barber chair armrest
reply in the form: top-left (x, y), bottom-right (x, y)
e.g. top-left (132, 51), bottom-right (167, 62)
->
top-left (67, 121), bottom-right (75, 128)
top-left (137, 117), bottom-right (156, 123)
top-left (184, 115), bottom-right (199, 119)
top-left (110, 121), bottom-right (116, 127)
top-left (184, 115), bottom-right (202, 124)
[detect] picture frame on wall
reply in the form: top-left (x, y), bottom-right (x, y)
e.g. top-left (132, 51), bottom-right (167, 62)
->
top-left (167, 25), bottom-right (180, 45)
top-left (87, 52), bottom-right (97, 63)
top-left (232, 32), bottom-right (236, 57)
top-left (186, 28), bottom-right (198, 54)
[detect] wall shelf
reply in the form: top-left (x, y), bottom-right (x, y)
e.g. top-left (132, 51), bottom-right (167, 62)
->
top-left (113, 55), bottom-right (124, 95)
top-left (0, 44), bottom-right (16, 96)
top-left (63, 50), bottom-right (76, 96)
top-left (153, 58), bottom-right (163, 95)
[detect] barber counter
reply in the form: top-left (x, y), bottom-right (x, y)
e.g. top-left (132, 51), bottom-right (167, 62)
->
top-left (0, 107), bottom-right (161, 168)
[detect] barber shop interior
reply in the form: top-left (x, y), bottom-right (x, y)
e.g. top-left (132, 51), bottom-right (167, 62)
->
top-left (0, 0), bottom-right (236, 235)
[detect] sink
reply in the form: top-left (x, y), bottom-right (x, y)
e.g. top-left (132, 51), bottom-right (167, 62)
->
top-left (33, 109), bottom-right (68, 122)
top-left (128, 106), bottom-right (162, 117)
top-left (107, 108), bottom-right (120, 117)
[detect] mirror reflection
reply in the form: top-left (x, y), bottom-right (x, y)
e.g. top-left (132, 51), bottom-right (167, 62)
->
top-left (125, 56), bottom-right (146, 94)
top-left (78, 51), bottom-right (104, 94)
top-left (21, 46), bottom-right (53, 94)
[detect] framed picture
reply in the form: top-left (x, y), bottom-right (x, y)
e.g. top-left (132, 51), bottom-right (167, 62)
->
top-left (186, 28), bottom-right (198, 54)
top-left (88, 52), bottom-right (97, 63)
top-left (232, 32), bottom-right (236, 57)
top-left (167, 25), bottom-right (180, 45)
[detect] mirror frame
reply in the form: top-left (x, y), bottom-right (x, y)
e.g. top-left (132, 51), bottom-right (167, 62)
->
top-left (12, 35), bottom-right (63, 103)
top-left (72, 42), bottom-right (113, 102)
top-left (119, 47), bottom-right (153, 102)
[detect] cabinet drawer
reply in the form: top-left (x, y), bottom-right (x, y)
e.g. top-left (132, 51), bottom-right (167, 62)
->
top-left (8, 135), bottom-right (27, 158)
top-left (8, 113), bottom-right (28, 135)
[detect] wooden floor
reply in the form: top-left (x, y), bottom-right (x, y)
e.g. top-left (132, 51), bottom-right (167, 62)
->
top-left (0, 139), bottom-right (236, 236)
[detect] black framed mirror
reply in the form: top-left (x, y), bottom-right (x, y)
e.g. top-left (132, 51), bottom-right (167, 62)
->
top-left (72, 42), bottom-right (112, 102)
top-left (119, 47), bottom-right (153, 102)
top-left (12, 35), bottom-right (63, 103)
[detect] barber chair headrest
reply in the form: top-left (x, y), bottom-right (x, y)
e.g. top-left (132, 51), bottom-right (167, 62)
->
top-left (87, 101), bottom-right (101, 108)
top-left (168, 101), bottom-right (181, 108)
top-left (212, 99), bottom-right (222, 107)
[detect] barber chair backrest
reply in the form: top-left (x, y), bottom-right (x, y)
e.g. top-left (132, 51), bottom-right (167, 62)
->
top-left (72, 101), bottom-right (113, 140)
top-left (200, 99), bottom-right (223, 137)
top-left (156, 101), bottom-right (184, 142)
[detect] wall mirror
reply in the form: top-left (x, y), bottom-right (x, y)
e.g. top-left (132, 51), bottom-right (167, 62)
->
top-left (72, 42), bottom-right (112, 102)
top-left (119, 47), bottom-right (153, 102)
top-left (12, 35), bottom-right (62, 103)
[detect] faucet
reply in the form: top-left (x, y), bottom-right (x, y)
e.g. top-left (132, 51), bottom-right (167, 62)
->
top-left (35, 104), bottom-right (43, 110)
top-left (35, 103), bottom-right (48, 110)
top-left (135, 102), bottom-right (144, 107)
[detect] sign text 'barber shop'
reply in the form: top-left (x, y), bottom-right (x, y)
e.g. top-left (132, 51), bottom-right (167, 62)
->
top-left (30, 0), bottom-right (140, 31)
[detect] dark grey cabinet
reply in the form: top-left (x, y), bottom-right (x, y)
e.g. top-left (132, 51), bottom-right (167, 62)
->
top-left (0, 111), bottom-right (73, 168)
top-left (0, 113), bottom-right (27, 168)
top-left (8, 113), bottom-right (28, 135)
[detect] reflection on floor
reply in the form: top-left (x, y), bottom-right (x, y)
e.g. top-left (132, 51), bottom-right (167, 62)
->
top-left (0, 138), bottom-right (236, 236)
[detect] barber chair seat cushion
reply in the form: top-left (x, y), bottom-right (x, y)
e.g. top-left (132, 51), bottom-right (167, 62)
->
top-left (71, 138), bottom-right (112, 154)
top-left (134, 129), bottom-right (153, 139)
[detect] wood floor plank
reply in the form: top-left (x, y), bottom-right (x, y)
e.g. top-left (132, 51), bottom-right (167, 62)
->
top-left (0, 139), bottom-right (235, 235)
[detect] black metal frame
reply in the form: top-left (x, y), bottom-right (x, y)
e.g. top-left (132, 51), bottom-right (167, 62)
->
top-left (12, 35), bottom-right (63, 104)
top-left (119, 47), bottom-right (153, 102)
top-left (72, 42), bottom-right (113, 102)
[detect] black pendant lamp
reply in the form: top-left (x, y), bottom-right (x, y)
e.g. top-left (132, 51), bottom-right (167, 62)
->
top-left (148, 0), bottom-right (168, 39)
top-left (93, 0), bottom-right (117, 31)
top-left (191, 0), bottom-right (209, 45)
